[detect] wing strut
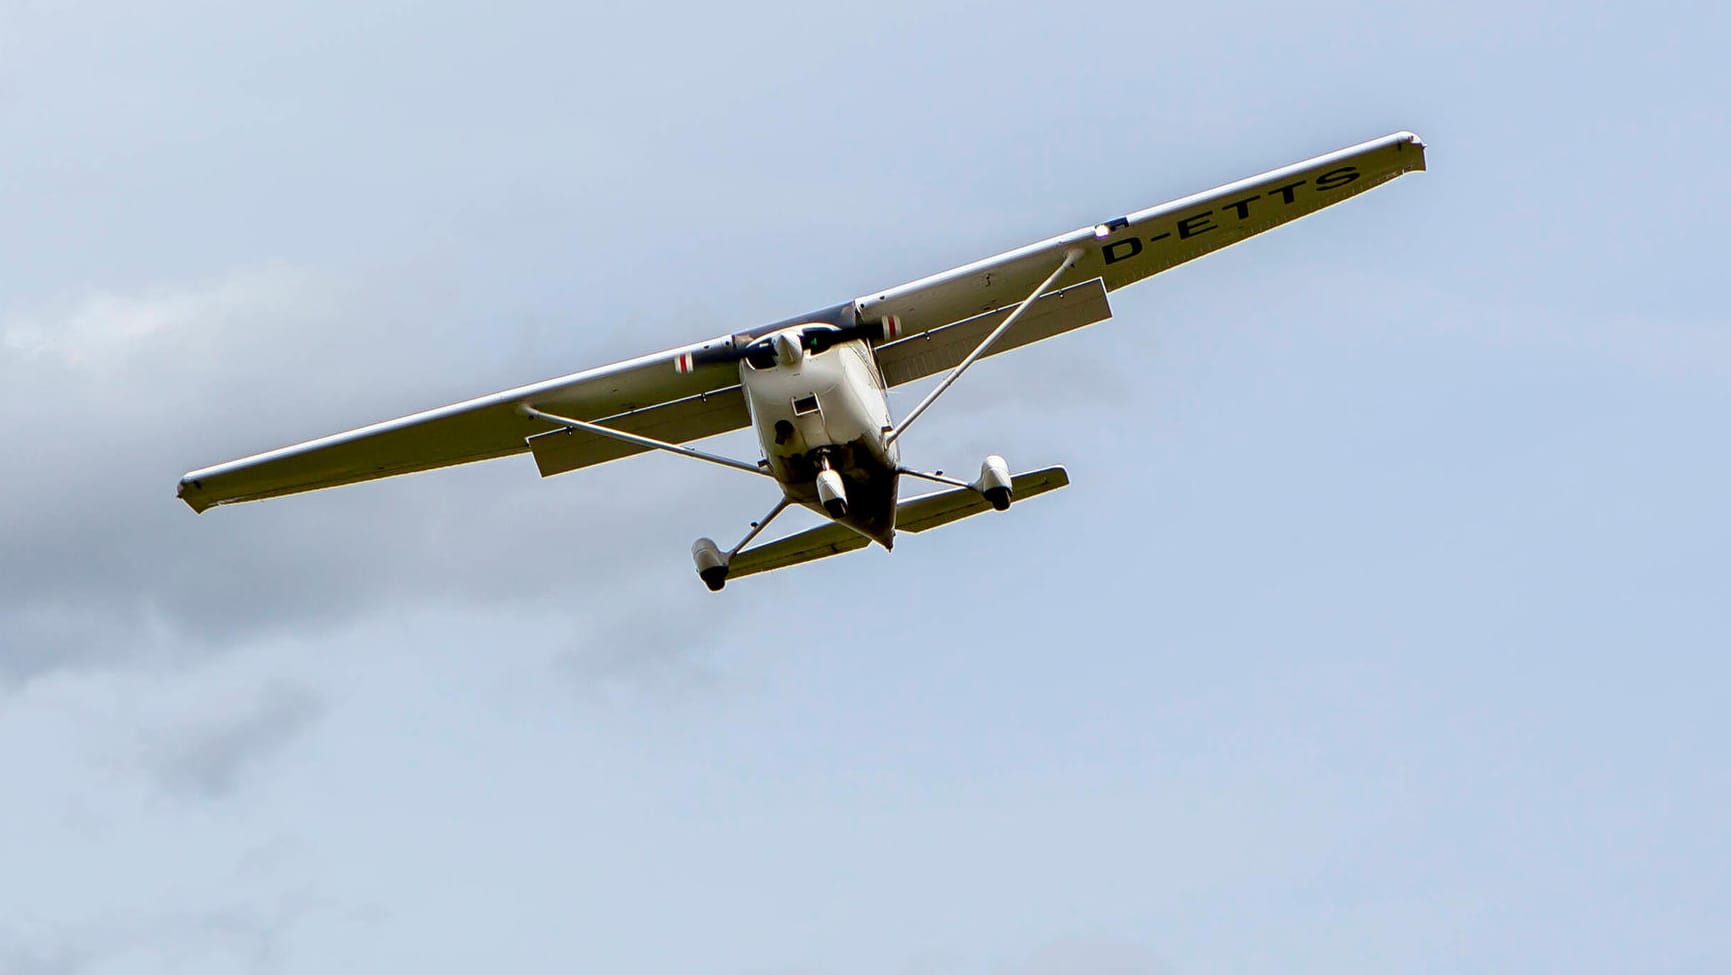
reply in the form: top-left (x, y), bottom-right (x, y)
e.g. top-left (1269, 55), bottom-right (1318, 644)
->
top-left (884, 247), bottom-right (1083, 446)
top-left (726, 496), bottom-right (792, 558)
top-left (518, 405), bottom-right (772, 478)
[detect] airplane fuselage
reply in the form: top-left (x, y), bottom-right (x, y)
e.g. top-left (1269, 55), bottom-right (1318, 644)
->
top-left (737, 325), bottom-right (901, 547)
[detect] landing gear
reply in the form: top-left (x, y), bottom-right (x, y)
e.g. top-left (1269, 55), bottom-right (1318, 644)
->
top-left (816, 468), bottom-right (849, 518)
top-left (810, 450), bottom-right (850, 519)
top-left (691, 496), bottom-right (792, 592)
top-left (691, 538), bottom-right (729, 591)
top-left (899, 454), bottom-right (1015, 510)
top-left (975, 455), bottom-right (1013, 511)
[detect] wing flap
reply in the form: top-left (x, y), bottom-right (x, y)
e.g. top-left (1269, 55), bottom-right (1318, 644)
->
top-left (525, 387), bottom-right (752, 478)
top-left (854, 131), bottom-right (1425, 342)
top-left (874, 280), bottom-right (1111, 388)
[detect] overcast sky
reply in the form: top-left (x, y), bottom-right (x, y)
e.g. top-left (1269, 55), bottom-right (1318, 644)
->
top-left (3, 1), bottom-right (1728, 972)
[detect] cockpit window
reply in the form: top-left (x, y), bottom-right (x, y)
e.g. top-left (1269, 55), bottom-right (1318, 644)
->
top-left (801, 325), bottom-right (841, 354)
top-left (743, 339), bottom-right (777, 370)
top-left (742, 325), bottom-right (846, 369)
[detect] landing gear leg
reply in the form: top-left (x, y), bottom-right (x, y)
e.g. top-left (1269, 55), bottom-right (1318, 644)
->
top-left (898, 454), bottom-right (1014, 510)
top-left (692, 496), bottom-right (792, 592)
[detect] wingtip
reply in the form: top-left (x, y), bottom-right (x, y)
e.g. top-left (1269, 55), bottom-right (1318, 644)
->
top-left (177, 476), bottom-right (213, 514)
top-left (1388, 130), bottom-right (1427, 172)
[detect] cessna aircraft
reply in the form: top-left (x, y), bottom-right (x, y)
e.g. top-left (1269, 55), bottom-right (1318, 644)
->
top-left (178, 131), bottom-right (1426, 590)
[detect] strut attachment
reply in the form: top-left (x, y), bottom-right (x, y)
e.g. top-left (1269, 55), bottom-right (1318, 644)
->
top-left (900, 456), bottom-right (1013, 510)
top-left (692, 495), bottom-right (794, 591)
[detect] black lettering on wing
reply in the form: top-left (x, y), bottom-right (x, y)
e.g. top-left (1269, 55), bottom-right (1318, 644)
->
top-left (1102, 237), bottom-right (1143, 264)
top-left (1222, 195), bottom-right (1260, 220)
top-left (1177, 212), bottom-right (1216, 239)
top-left (1270, 180), bottom-right (1305, 204)
top-left (1314, 166), bottom-right (1360, 191)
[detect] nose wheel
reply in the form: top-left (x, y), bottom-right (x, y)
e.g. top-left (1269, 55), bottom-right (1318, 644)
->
top-left (816, 468), bottom-right (849, 519)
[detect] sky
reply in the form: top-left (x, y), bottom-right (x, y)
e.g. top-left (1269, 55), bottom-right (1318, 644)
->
top-left (2, 0), bottom-right (1728, 972)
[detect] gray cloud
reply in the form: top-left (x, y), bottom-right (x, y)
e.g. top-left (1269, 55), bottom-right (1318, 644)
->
top-left (146, 682), bottom-right (325, 800)
top-left (559, 579), bottom-right (747, 702)
top-left (0, 940), bottom-right (96, 975)
top-left (0, 266), bottom-right (760, 683)
top-left (0, 895), bottom-right (328, 975)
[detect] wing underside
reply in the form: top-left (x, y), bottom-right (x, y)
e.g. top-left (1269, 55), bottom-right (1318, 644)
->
top-left (873, 279), bottom-right (1112, 388)
top-left (524, 387), bottom-right (751, 478)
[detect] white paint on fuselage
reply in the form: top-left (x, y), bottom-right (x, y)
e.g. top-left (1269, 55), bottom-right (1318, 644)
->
top-left (738, 324), bottom-right (901, 545)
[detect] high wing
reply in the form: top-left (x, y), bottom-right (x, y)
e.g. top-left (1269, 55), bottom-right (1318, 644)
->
top-left (178, 131), bottom-right (1423, 512)
top-left (860, 130), bottom-right (1425, 382)
top-left (726, 467), bottom-right (1071, 580)
top-left (873, 279), bottom-right (1113, 388)
top-left (177, 340), bottom-right (751, 511)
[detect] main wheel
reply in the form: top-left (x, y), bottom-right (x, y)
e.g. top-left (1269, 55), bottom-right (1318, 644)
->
top-left (692, 537), bottom-right (729, 591)
top-left (700, 565), bottom-right (729, 591)
top-left (983, 486), bottom-right (1012, 511)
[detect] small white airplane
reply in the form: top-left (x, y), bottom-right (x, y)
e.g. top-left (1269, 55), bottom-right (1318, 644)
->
top-left (179, 131), bottom-right (1426, 590)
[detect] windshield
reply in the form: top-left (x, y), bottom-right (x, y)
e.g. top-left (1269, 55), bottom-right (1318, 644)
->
top-left (743, 339), bottom-right (777, 369)
top-left (741, 326), bottom-right (845, 369)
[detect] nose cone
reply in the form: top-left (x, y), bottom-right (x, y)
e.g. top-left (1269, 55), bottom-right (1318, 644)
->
top-left (774, 331), bottom-right (803, 366)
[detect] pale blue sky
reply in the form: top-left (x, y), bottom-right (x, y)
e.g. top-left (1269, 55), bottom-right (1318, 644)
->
top-left (2, 1), bottom-right (1727, 972)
